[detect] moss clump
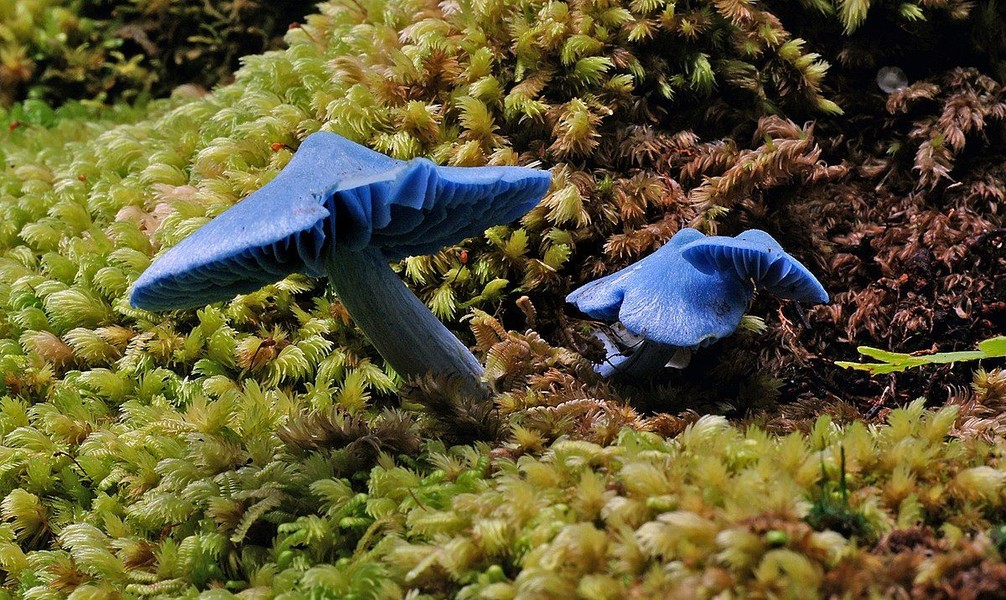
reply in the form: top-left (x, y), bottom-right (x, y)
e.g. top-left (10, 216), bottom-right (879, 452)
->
top-left (340, 401), bottom-right (1005, 598)
top-left (2, 400), bottom-right (994, 596)
top-left (2, 0), bottom-right (1006, 596)
top-left (0, 0), bottom-right (314, 106)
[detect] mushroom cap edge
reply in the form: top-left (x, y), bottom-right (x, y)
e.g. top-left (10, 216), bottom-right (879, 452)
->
top-left (680, 229), bottom-right (829, 304)
top-left (130, 132), bottom-right (552, 311)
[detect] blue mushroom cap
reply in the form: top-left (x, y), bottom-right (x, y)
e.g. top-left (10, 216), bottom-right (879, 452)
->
top-left (566, 228), bottom-right (754, 348)
top-left (680, 229), bottom-right (828, 304)
top-left (131, 132), bottom-right (552, 310)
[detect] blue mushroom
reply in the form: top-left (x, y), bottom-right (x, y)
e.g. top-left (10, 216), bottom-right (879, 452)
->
top-left (566, 228), bottom-right (827, 379)
top-left (131, 132), bottom-right (552, 397)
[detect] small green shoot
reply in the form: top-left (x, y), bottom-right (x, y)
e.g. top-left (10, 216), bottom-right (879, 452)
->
top-left (835, 336), bottom-right (1006, 375)
top-left (806, 446), bottom-right (874, 541)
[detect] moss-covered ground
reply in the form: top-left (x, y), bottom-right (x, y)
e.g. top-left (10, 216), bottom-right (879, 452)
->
top-left (2, 0), bottom-right (1006, 597)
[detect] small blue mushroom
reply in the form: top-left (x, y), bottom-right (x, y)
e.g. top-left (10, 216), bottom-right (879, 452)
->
top-left (131, 132), bottom-right (552, 397)
top-left (567, 228), bottom-right (827, 379)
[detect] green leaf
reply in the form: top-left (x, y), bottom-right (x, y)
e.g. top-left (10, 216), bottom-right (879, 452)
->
top-left (838, 336), bottom-right (1006, 375)
top-left (977, 336), bottom-right (1006, 356)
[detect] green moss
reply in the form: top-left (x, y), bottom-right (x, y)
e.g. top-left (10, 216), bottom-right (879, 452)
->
top-left (332, 403), bottom-right (1004, 598)
top-left (1, 400), bottom-right (992, 597)
top-left (0, 0), bottom-right (314, 107)
top-left (0, 0), bottom-right (1005, 597)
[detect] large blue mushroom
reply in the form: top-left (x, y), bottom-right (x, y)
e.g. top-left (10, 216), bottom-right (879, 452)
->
top-left (567, 228), bottom-right (827, 379)
top-left (131, 132), bottom-right (552, 397)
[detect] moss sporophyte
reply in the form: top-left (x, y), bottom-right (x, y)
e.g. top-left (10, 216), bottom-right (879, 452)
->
top-left (130, 132), bottom-right (552, 398)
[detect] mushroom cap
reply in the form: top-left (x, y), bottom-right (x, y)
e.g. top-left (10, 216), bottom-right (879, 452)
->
top-left (680, 229), bottom-right (829, 304)
top-left (131, 132), bottom-right (552, 310)
top-left (566, 228), bottom-right (753, 348)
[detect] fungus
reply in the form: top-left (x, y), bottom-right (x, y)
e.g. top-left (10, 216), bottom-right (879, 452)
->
top-left (130, 132), bottom-right (551, 397)
top-left (566, 228), bottom-right (827, 379)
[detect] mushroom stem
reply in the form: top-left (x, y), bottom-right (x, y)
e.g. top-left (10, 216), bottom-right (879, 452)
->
top-left (594, 330), bottom-right (690, 379)
top-left (325, 247), bottom-right (488, 399)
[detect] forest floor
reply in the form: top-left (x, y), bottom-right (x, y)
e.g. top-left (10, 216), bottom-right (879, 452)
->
top-left (613, 75), bottom-right (1006, 432)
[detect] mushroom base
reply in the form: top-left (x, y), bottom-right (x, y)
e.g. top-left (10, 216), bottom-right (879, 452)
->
top-left (595, 328), bottom-right (691, 379)
top-left (325, 247), bottom-right (489, 399)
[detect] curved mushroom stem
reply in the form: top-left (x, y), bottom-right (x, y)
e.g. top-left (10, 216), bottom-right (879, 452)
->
top-left (593, 328), bottom-right (691, 380)
top-left (325, 247), bottom-right (489, 399)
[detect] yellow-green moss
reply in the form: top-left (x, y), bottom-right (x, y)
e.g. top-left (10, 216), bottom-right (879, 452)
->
top-left (0, 0), bottom-right (313, 107)
top-left (0, 0), bottom-right (1005, 597)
